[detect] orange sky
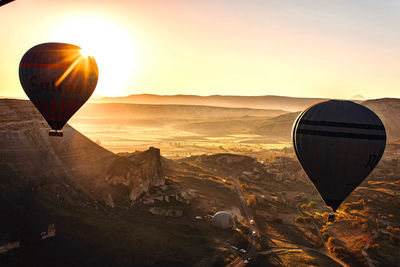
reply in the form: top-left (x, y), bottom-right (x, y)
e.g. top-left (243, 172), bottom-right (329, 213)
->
top-left (1, 0), bottom-right (399, 99)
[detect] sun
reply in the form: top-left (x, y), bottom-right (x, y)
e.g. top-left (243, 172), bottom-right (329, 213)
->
top-left (50, 16), bottom-right (136, 97)
top-left (79, 48), bottom-right (90, 58)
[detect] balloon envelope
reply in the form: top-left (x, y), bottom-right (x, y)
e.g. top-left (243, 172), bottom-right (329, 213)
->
top-left (19, 42), bottom-right (98, 131)
top-left (292, 100), bottom-right (386, 211)
top-left (0, 0), bottom-right (15, 7)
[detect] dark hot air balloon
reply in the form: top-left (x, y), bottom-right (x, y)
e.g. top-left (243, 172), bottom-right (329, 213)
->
top-left (292, 100), bottom-right (386, 218)
top-left (0, 0), bottom-right (15, 8)
top-left (19, 42), bottom-right (98, 136)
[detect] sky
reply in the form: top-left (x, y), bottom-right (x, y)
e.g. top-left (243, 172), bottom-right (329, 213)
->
top-left (0, 0), bottom-right (399, 99)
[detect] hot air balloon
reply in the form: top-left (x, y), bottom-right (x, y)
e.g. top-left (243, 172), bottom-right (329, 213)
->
top-left (292, 100), bottom-right (386, 218)
top-left (212, 211), bottom-right (236, 230)
top-left (0, 0), bottom-right (15, 8)
top-left (19, 42), bottom-right (98, 136)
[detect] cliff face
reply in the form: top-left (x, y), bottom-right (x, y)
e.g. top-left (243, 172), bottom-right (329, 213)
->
top-left (0, 99), bottom-right (164, 207)
top-left (106, 147), bottom-right (164, 201)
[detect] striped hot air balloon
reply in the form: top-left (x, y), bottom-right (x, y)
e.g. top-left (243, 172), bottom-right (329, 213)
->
top-left (292, 100), bottom-right (386, 215)
top-left (19, 42), bottom-right (98, 136)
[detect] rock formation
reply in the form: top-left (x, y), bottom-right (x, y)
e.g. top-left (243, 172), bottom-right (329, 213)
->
top-left (148, 207), bottom-right (183, 217)
top-left (0, 99), bottom-right (165, 207)
top-left (105, 147), bottom-right (164, 201)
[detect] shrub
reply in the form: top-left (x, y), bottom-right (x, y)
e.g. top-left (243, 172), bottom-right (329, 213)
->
top-left (327, 236), bottom-right (336, 245)
top-left (246, 195), bottom-right (257, 209)
top-left (342, 205), bottom-right (351, 213)
top-left (332, 246), bottom-right (347, 258)
top-left (320, 225), bottom-right (329, 240)
top-left (321, 212), bottom-right (329, 219)
top-left (371, 244), bottom-right (380, 250)
top-left (307, 201), bottom-right (317, 209)
top-left (295, 216), bottom-right (313, 223)
top-left (322, 232), bottom-right (330, 240)
top-left (303, 216), bottom-right (313, 223)
top-left (313, 214), bottom-right (321, 221)
top-left (389, 234), bottom-right (400, 246)
top-left (295, 193), bottom-right (303, 200)
top-left (361, 223), bottom-right (368, 231)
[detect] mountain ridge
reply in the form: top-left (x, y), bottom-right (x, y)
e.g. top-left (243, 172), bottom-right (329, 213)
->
top-left (91, 94), bottom-right (331, 112)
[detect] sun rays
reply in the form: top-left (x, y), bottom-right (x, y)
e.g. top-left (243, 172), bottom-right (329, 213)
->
top-left (50, 16), bottom-right (136, 96)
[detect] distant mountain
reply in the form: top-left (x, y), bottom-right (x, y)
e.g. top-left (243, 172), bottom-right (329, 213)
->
top-left (252, 98), bottom-right (400, 142)
top-left (362, 98), bottom-right (400, 141)
top-left (75, 102), bottom-right (287, 119)
top-left (251, 112), bottom-right (301, 140)
top-left (92, 94), bottom-right (330, 112)
top-left (351, 94), bottom-right (366, 100)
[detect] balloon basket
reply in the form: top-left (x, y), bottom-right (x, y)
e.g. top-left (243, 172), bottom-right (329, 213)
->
top-left (49, 130), bottom-right (63, 137)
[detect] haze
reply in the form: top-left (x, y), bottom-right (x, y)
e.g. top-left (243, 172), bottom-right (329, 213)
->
top-left (1, 0), bottom-right (400, 99)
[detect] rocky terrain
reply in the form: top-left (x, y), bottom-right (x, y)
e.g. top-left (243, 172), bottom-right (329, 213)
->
top-left (0, 98), bottom-right (399, 266)
top-left (0, 99), bottom-right (165, 208)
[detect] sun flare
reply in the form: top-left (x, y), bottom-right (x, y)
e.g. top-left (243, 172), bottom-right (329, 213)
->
top-left (50, 16), bottom-right (136, 97)
top-left (80, 48), bottom-right (90, 58)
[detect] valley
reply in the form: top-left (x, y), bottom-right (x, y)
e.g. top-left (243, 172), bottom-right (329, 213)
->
top-left (0, 98), bottom-right (399, 266)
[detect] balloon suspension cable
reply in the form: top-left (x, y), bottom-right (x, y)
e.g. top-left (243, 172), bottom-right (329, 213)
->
top-left (49, 130), bottom-right (63, 137)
